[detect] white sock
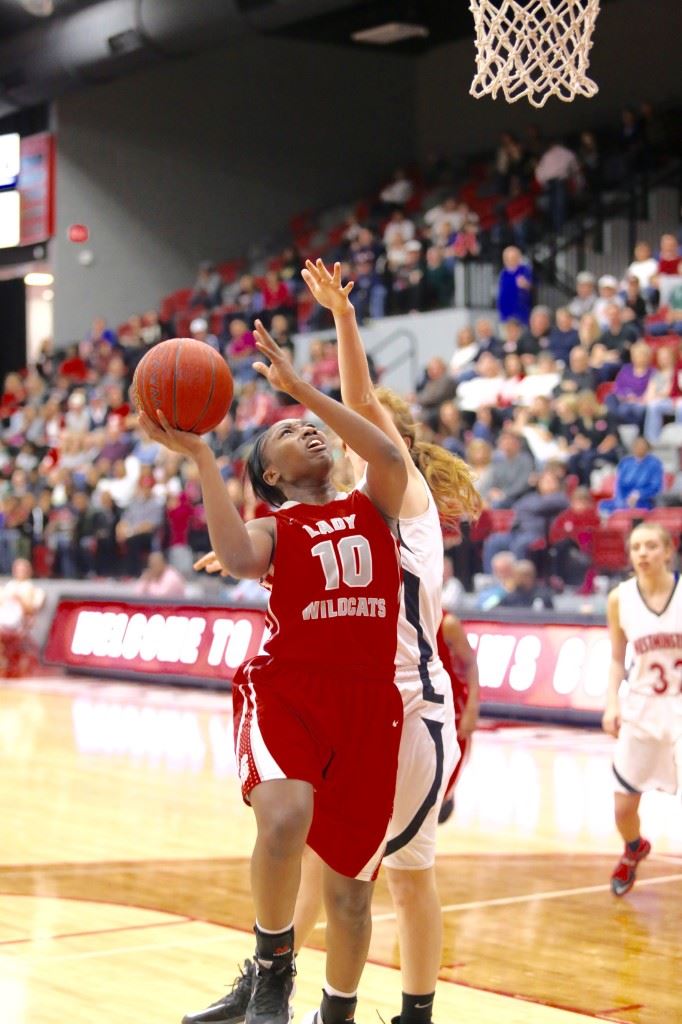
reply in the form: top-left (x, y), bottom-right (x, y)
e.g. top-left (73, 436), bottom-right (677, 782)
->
top-left (255, 920), bottom-right (294, 935)
top-left (323, 983), bottom-right (357, 999)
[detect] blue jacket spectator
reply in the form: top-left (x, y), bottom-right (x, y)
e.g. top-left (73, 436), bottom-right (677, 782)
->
top-left (600, 438), bottom-right (664, 513)
top-left (549, 307), bottom-right (579, 363)
top-left (497, 246), bottom-right (533, 324)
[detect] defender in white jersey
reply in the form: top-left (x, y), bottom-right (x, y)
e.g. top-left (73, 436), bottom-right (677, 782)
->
top-left (603, 523), bottom-right (682, 896)
top-left (293, 261), bottom-right (482, 1024)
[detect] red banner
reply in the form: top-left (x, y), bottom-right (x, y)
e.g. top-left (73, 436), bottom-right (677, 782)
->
top-left (45, 599), bottom-right (267, 684)
top-left (45, 598), bottom-right (610, 716)
top-left (19, 132), bottom-right (55, 245)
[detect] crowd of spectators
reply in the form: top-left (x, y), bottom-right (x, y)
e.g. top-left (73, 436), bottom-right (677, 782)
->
top-left (0, 101), bottom-right (681, 601)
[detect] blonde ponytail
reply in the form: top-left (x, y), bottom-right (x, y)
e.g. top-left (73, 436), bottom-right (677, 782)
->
top-left (375, 386), bottom-right (482, 524)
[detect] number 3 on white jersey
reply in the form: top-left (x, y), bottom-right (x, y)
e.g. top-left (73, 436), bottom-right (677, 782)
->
top-left (311, 535), bottom-right (373, 590)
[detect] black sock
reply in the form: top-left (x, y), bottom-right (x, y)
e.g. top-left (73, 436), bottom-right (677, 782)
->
top-left (253, 923), bottom-right (294, 972)
top-left (626, 837), bottom-right (641, 852)
top-left (401, 991), bottom-right (435, 1024)
top-left (320, 989), bottom-right (357, 1023)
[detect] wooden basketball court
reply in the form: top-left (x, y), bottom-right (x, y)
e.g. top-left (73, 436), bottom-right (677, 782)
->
top-left (1, 676), bottom-right (680, 1024)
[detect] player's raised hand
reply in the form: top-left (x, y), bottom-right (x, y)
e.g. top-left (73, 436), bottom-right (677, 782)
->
top-left (138, 409), bottom-right (208, 460)
top-left (301, 259), bottom-right (354, 316)
top-left (253, 319), bottom-right (302, 396)
top-left (193, 551), bottom-right (229, 576)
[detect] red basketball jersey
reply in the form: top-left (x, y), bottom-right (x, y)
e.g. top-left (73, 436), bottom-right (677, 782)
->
top-left (254, 489), bottom-right (402, 680)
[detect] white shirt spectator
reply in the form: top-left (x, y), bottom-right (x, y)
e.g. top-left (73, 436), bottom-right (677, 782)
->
top-left (383, 217), bottom-right (415, 248)
top-left (456, 375), bottom-right (505, 411)
top-left (535, 144), bottom-right (580, 185)
top-left (449, 342), bottom-right (479, 376)
top-left (625, 256), bottom-right (659, 289)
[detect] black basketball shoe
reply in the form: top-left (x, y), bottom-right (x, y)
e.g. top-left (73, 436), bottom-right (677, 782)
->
top-left (181, 959), bottom-right (255, 1024)
top-left (245, 958), bottom-right (296, 1024)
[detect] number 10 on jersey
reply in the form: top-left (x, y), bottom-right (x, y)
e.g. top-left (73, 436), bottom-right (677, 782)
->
top-left (312, 535), bottom-right (373, 589)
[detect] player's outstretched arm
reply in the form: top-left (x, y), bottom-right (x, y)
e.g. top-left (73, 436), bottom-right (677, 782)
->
top-left (442, 612), bottom-right (480, 739)
top-left (139, 411), bottom-right (274, 579)
top-left (253, 320), bottom-right (406, 520)
top-left (603, 587), bottom-right (625, 737)
top-left (301, 259), bottom-right (425, 512)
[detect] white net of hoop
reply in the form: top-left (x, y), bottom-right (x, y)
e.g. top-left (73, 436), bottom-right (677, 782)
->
top-left (469, 0), bottom-right (600, 108)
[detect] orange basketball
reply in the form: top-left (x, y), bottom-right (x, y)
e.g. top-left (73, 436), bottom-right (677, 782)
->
top-left (132, 338), bottom-right (234, 434)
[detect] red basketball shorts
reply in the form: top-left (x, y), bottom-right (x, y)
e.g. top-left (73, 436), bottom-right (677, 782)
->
top-left (233, 660), bottom-right (403, 881)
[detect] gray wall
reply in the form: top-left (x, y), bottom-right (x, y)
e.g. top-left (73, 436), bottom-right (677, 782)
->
top-left (54, 35), bottom-right (415, 341)
top-left (415, 0), bottom-right (682, 156)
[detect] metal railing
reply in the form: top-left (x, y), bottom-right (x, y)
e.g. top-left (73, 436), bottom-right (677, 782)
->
top-left (367, 326), bottom-right (418, 384)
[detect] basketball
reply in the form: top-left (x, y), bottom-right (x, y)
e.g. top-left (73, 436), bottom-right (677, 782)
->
top-left (132, 338), bottom-right (233, 434)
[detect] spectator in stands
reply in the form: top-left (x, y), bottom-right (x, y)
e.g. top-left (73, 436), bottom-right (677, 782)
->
top-left (566, 389), bottom-right (621, 485)
top-left (495, 132), bottom-right (526, 193)
top-left (642, 341), bottom-right (682, 442)
top-left (304, 339), bottom-right (340, 399)
top-left (423, 196), bottom-right (466, 242)
top-left (568, 272), bottom-right (597, 322)
top-left (423, 246), bottom-right (454, 310)
top-left (483, 469), bottom-right (568, 570)
top-left (140, 309), bottom-right (165, 347)
top-left (436, 401), bottom-right (465, 456)
top-left (134, 551), bottom-right (187, 599)
top-left (189, 261), bottom-right (222, 309)
top-left (378, 167), bottom-right (414, 210)
top-left (415, 356), bottom-right (456, 429)
top-left (549, 307), bottom-right (579, 363)
top-left (45, 493), bottom-right (78, 579)
top-left (225, 319), bottom-right (258, 383)
top-left (466, 438), bottom-right (494, 498)
top-left (449, 214), bottom-right (482, 263)
top-left (390, 240), bottom-right (425, 314)
top-left (516, 353), bottom-right (561, 406)
top-left (655, 233), bottom-right (682, 278)
top-left (577, 131), bottom-right (601, 192)
top-left (91, 490), bottom-right (120, 577)
top-left (234, 381), bottom-right (277, 445)
top-left (625, 241), bottom-right (659, 293)
top-left (549, 486), bottom-right (601, 588)
top-left (456, 352), bottom-right (505, 414)
top-left (268, 313), bottom-right (296, 359)
top-left (519, 305), bottom-right (552, 367)
top-left (504, 176), bottom-right (535, 249)
top-left (599, 437), bottom-right (664, 513)
top-left (190, 317), bottom-right (220, 352)
top-left (499, 317), bottom-right (525, 358)
top-left (497, 246), bottom-right (533, 324)
top-left (554, 344), bottom-right (598, 396)
top-left (476, 550), bottom-right (517, 610)
top-left (474, 317), bottom-right (500, 358)
top-left (648, 280), bottom-right (682, 337)
top-left (349, 254), bottom-right (387, 323)
top-left (259, 270), bottom-right (294, 323)
top-left (479, 430), bottom-right (534, 508)
top-left (232, 274), bottom-right (263, 321)
top-left (383, 208), bottom-right (415, 249)
top-left (599, 303), bottom-right (639, 360)
top-left (605, 340), bottom-right (654, 426)
top-left (499, 559), bottom-right (554, 610)
top-left (115, 474), bottom-right (164, 577)
top-left (594, 275), bottom-right (624, 328)
top-left (498, 353), bottom-right (524, 408)
top-left (622, 275), bottom-right (647, 326)
top-left (449, 325), bottom-right (479, 379)
top-left (534, 138), bottom-right (580, 232)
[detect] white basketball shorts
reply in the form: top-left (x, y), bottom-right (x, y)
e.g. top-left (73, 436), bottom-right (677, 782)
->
top-left (613, 691), bottom-right (682, 796)
top-left (383, 667), bottom-right (460, 871)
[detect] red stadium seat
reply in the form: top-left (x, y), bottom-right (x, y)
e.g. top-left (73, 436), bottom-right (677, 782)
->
top-left (607, 509), bottom-right (649, 532)
top-left (488, 509), bottom-right (515, 533)
top-left (596, 381), bottom-right (614, 404)
top-left (591, 527), bottom-right (629, 574)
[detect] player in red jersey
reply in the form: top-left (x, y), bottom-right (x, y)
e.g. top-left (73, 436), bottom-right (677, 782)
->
top-left (436, 612), bottom-right (479, 823)
top-left (140, 321), bottom-right (406, 1024)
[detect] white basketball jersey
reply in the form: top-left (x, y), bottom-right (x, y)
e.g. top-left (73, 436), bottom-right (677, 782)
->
top-left (395, 477), bottom-right (448, 703)
top-left (617, 574), bottom-right (682, 696)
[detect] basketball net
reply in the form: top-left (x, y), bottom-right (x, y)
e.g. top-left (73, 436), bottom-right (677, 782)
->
top-left (469, 0), bottom-right (600, 108)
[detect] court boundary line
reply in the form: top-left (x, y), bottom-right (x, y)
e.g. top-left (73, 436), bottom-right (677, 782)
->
top-left (313, 870), bottom-right (682, 927)
top-left (0, 914), bottom-right (193, 947)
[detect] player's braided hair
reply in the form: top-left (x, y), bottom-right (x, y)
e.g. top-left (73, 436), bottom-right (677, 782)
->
top-left (375, 387), bottom-right (482, 525)
top-left (246, 431), bottom-right (287, 508)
